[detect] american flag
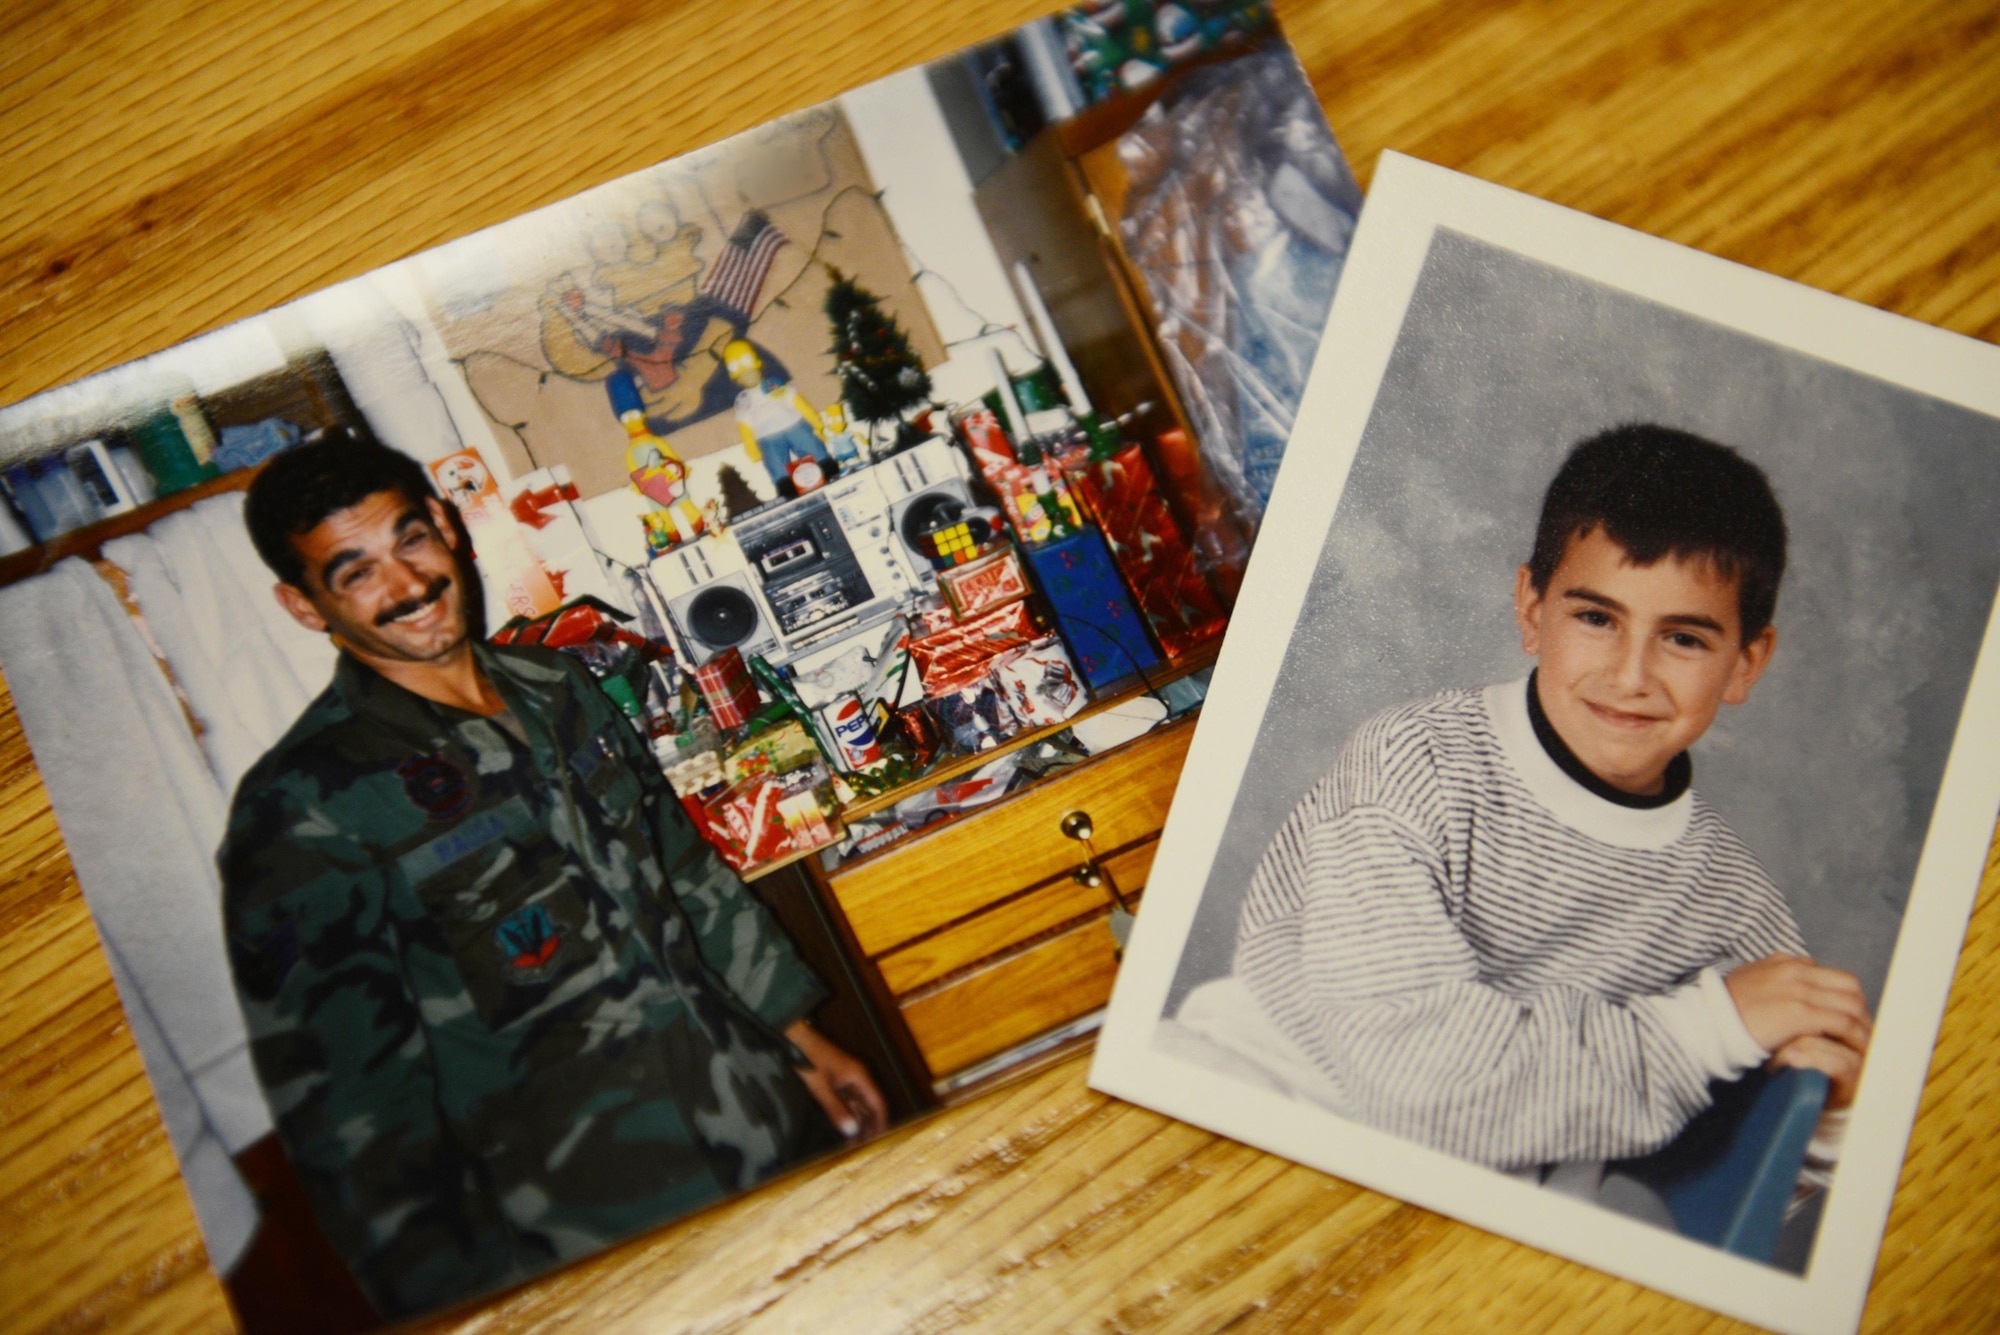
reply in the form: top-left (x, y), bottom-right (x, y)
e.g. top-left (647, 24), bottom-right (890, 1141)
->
top-left (700, 211), bottom-right (788, 318)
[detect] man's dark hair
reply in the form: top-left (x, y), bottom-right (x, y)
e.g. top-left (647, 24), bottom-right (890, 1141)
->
top-left (245, 428), bottom-right (439, 588)
top-left (1527, 424), bottom-right (1788, 641)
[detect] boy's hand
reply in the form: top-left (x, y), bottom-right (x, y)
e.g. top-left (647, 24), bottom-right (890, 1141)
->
top-left (1725, 954), bottom-right (1872, 1055)
top-left (1769, 1034), bottom-right (1864, 1109)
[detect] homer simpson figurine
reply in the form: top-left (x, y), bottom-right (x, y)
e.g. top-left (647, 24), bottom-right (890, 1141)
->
top-left (726, 340), bottom-right (833, 496)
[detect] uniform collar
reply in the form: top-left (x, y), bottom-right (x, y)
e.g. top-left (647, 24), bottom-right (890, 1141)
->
top-left (331, 642), bottom-right (566, 748)
top-left (331, 650), bottom-right (452, 746)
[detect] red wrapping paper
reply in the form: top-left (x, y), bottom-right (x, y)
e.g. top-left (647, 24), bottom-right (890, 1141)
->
top-left (910, 596), bottom-right (958, 637)
top-left (695, 776), bottom-right (787, 869)
top-left (987, 461), bottom-right (1084, 546)
top-left (953, 406), bottom-right (1016, 475)
top-left (909, 600), bottom-right (1038, 697)
top-left (1066, 443), bottom-right (1228, 659)
top-left (692, 647), bottom-right (760, 730)
top-left (938, 546), bottom-right (1029, 620)
top-left (696, 772), bottom-right (838, 871)
top-left (1146, 427), bottom-right (1248, 604)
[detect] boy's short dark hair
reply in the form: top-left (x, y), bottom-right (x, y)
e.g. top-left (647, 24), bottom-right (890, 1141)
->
top-left (1527, 424), bottom-right (1788, 641)
top-left (245, 428), bottom-right (438, 588)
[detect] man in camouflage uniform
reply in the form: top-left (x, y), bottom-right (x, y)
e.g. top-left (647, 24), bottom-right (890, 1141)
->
top-left (222, 439), bottom-right (885, 1321)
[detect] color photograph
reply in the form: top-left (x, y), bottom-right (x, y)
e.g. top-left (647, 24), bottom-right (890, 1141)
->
top-left (0, 9), bottom-right (1356, 1329)
top-left (1092, 154), bottom-right (2000, 1335)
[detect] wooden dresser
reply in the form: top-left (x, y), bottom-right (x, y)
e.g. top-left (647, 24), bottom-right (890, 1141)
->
top-left (814, 715), bottom-right (1193, 1092)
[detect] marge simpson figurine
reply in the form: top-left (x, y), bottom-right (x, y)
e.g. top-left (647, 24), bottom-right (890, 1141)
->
top-left (726, 340), bottom-right (834, 496)
top-left (613, 376), bottom-right (705, 552)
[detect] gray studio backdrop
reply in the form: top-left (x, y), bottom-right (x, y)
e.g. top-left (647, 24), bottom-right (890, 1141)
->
top-left (1167, 228), bottom-right (2000, 1014)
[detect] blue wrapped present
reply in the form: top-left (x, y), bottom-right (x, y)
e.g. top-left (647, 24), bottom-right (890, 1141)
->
top-left (1019, 528), bottom-right (1161, 690)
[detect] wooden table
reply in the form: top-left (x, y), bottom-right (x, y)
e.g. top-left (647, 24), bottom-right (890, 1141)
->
top-left (3, 1), bottom-right (1996, 1330)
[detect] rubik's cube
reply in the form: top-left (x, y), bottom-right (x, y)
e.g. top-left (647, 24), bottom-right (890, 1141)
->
top-left (921, 520), bottom-right (984, 566)
top-left (915, 508), bottom-right (1004, 569)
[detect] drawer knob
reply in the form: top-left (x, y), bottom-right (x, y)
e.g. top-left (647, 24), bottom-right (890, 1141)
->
top-left (1060, 810), bottom-right (1095, 842)
top-left (1072, 863), bottom-right (1104, 890)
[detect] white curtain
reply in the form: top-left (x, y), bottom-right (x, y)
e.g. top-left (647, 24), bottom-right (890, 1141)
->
top-left (0, 493), bottom-right (337, 1273)
top-left (104, 493), bottom-right (337, 795)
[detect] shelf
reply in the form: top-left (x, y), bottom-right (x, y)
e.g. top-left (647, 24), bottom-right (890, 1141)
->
top-left (740, 837), bottom-right (842, 885)
top-left (0, 465), bottom-right (265, 589)
top-left (836, 637), bottom-right (1218, 824)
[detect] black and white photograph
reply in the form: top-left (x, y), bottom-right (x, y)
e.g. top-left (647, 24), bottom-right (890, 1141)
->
top-left (1091, 153), bottom-right (2000, 1335)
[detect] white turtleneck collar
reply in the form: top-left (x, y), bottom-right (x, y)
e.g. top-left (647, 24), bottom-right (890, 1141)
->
top-left (1483, 677), bottom-right (1692, 851)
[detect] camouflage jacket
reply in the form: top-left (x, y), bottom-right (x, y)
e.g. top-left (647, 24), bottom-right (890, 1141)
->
top-left (220, 644), bottom-right (835, 1319)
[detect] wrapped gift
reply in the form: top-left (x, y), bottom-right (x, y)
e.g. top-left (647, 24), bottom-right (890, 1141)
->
top-left (909, 599), bottom-right (1039, 697)
top-left (939, 545), bottom-right (1030, 620)
top-left (697, 766), bottom-right (841, 871)
top-left (699, 774), bottom-right (790, 869)
top-left (1018, 529), bottom-right (1160, 689)
top-left (1148, 426), bottom-right (1249, 603)
top-left (992, 636), bottom-right (1088, 727)
top-left (774, 770), bottom-right (841, 850)
top-left (889, 701), bottom-right (943, 770)
top-left (929, 679), bottom-right (1023, 753)
top-left (909, 594), bottom-right (959, 637)
top-left (953, 405), bottom-right (1016, 475)
top-left (988, 461), bottom-right (1085, 546)
top-left (724, 717), bottom-right (822, 783)
top-left (1065, 443), bottom-right (1228, 659)
top-left (692, 647), bottom-right (761, 730)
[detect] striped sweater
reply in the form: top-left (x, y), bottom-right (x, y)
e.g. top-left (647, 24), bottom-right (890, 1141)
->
top-left (1235, 678), bottom-right (1804, 1169)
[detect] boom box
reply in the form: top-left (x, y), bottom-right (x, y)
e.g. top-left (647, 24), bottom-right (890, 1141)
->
top-left (874, 437), bottom-right (975, 585)
top-left (646, 536), bottom-right (781, 666)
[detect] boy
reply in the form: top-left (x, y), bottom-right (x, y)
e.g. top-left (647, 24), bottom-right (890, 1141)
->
top-left (1226, 424), bottom-right (1869, 1170)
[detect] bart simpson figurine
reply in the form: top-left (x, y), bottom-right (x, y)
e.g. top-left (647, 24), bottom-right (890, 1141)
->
top-left (822, 402), bottom-right (866, 469)
top-left (725, 340), bottom-right (832, 495)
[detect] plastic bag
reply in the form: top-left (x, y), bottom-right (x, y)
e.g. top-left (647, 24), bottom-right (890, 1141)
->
top-left (1116, 44), bottom-right (1360, 518)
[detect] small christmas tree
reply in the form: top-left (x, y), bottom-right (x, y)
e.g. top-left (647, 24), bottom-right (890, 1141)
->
top-left (825, 269), bottom-right (931, 436)
top-left (715, 463), bottom-right (764, 520)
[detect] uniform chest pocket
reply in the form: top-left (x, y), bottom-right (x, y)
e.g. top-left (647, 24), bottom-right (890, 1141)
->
top-left (568, 723), bottom-right (643, 826)
top-left (398, 795), bottom-right (599, 1031)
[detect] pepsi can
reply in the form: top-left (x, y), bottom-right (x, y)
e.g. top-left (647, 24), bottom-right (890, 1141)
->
top-left (821, 694), bottom-right (884, 770)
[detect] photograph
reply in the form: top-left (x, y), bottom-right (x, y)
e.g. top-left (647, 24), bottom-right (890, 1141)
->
top-left (0, 7), bottom-right (1358, 1330)
top-left (1091, 153), bottom-right (2000, 1335)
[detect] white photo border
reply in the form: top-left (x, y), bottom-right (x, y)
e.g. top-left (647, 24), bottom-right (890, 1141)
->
top-left (1089, 151), bottom-right (2000, 1335)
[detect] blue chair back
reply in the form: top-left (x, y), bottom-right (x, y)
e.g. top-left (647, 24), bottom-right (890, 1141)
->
top-left (1615, 1066), bottom-right (1829, 1262)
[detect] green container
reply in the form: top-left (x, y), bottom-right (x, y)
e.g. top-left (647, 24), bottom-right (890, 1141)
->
top-left (1009, 362), bottom-right (1066, 413)
top-left (126, 405), bottom-right (219, 496)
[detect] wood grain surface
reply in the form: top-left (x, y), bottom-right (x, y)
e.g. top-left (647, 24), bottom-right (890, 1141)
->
top-left (3, 1), bottom-right (1997, 1331)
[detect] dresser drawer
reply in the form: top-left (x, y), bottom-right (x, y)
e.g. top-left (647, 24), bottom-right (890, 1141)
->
top-left (876, 837), bottom-right (1158, 996)
top-left (898, 911), bottom-right (1126, 1078)
top-left (827, 719), bottom-right (1194, 957)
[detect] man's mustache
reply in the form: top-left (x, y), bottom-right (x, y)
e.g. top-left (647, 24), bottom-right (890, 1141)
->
top-left (375, 575), bottom-right (453, 626)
